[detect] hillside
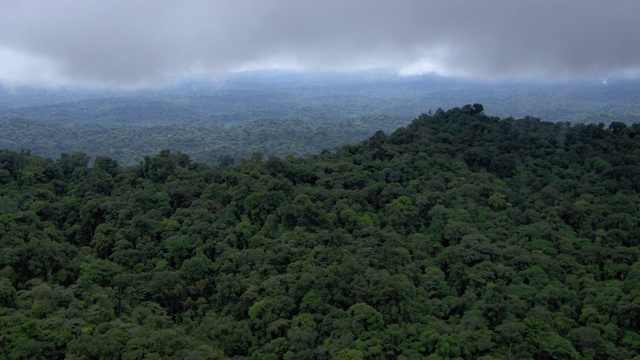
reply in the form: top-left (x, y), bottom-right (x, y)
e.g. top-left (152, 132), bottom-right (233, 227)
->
top-left (1, 105), bottom-right (640, 359)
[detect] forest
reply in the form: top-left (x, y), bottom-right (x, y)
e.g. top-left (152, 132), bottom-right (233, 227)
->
top-left (1, 105), bottom-right (640, 359)
top-left (2, 74), bottom-right (640, 166)
top-left (0, 115), bottom-right (411, 167)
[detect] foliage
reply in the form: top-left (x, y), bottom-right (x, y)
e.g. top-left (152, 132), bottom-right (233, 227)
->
top-left (1, 105), bottom-right (640, 359)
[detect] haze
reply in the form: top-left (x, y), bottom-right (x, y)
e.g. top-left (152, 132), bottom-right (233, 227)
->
top-left (1, 0), bottom-right (639, 88)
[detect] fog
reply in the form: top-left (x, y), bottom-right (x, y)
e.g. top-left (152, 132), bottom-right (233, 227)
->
top-left (1, 0), bottom-right (638, 87)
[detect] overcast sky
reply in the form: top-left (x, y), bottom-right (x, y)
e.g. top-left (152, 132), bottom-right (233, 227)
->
top-left (1, 0), bottom-right (639, 88)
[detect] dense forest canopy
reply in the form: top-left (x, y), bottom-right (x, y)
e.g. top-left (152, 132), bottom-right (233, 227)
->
top-left (1, 105), bottom-right (640, 359)
top-left (0, 115), bottom-right (412, 167)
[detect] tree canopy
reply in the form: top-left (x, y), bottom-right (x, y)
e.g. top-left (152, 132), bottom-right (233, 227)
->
top-left (1, 105), bottom-right (640, 359)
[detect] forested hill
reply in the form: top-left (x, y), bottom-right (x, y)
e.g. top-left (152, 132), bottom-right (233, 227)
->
top-left (1, 105), bottom-right (640, 359)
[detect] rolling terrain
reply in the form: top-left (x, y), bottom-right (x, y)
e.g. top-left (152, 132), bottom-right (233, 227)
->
top-left (1, 72), bottom-right (639, 166)
top-left (1, 106), bottom-right (639, 358)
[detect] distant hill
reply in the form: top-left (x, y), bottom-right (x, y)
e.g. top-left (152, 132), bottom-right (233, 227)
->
top-left (2, 72), bottom-right (640, 125)
top-left (1, 72), bottom-right (639, 166)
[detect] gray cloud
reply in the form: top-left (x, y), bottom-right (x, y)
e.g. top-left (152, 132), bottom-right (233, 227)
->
top-left (0, 0), bottom-right (639, 87)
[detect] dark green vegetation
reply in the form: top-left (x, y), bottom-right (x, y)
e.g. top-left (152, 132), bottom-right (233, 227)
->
top-left (0, 115), bottom-right (410, 167)
top-left (1, 105), bottom-right (640, 359)
top-left (2, 73), bottom-right (640, 166)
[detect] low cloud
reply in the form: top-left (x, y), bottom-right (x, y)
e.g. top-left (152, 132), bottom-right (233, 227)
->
top-left (0, 0), bottom-right (638, 87)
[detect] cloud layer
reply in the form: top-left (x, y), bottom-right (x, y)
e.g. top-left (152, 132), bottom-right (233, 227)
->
top-left (1, 0), bottom-right (639, 87)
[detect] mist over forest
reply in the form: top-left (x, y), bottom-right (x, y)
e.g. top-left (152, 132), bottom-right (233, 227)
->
top-left (2, 72), bottom-right (639, 166)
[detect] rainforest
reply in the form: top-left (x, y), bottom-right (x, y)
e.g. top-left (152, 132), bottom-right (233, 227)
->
top-left (1, 105), bottom-right (640, 359)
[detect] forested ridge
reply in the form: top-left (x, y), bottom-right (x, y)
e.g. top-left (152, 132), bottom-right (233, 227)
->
top-left (1, 105), bottom-right (640, 359)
